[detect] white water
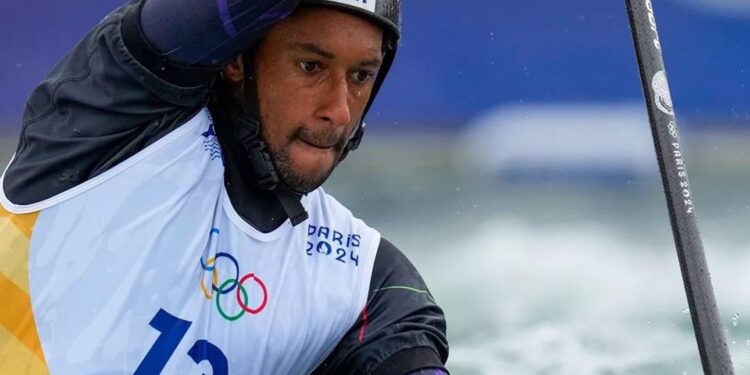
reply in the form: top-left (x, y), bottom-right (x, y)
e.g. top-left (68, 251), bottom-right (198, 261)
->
top-left (329, 131), bottom-right (750, 374)
top-left (415, 218), bottom-right (750, 374)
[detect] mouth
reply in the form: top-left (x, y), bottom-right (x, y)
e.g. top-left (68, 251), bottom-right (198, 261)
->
top-left (290, 126), bottom-right (345, 153)
top-left (298, 138), bottom-right (336, 150)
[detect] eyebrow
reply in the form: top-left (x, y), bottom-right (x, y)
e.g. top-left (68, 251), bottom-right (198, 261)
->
top-left (359, 57), bottom-right (382, 69)
top-left (291, 42), bottom-right (336, 60)
top-left (290, 42), bottom-right (383, 68)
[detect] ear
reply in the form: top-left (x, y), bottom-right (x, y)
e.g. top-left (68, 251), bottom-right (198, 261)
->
top-left (222, 55), bottom-right (245, 85)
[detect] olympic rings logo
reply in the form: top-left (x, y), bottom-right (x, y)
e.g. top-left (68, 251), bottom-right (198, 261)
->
top-left (199, 230), bottom-right (268, 321)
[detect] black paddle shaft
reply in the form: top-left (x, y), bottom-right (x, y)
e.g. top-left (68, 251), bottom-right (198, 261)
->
top-left (624, 0), bottom-right (734, 373)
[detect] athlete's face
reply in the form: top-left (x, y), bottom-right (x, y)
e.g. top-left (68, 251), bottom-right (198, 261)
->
top-left (224, 7), bottom-right (383, 193)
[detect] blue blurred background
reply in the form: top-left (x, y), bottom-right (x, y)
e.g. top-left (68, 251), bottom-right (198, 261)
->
top-left (1, 0), bottom-right (749, 127)
top-left (2, 1), bottom-right (750, 374)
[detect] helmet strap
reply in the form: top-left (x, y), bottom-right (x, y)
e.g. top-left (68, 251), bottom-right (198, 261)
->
top-left (339, 121), bottom-right (366, 162)
top-left (230, 51), bottom-right (309, 226)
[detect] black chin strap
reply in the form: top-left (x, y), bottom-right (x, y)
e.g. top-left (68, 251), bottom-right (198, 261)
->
top-left (233, 116), bottom-right (278, 191)
top-left (235, 52), bottom-right (309, 226)
top-left (275, 186), bottom-right (309, 226)
top-left (233, 120), bottom-right (308, 225)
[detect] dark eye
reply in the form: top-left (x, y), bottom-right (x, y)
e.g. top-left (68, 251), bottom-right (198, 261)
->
top-left (351, 70), bottom-right (375, 85)
top-left (299, 61), bottom-right (320, 73)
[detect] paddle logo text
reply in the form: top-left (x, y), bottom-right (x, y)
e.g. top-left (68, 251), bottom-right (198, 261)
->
top-left (643, 0), bottom-right (662, 50)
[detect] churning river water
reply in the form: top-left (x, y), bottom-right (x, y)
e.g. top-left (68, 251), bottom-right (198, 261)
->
top-left (328, 130), bottom-right (750, 374)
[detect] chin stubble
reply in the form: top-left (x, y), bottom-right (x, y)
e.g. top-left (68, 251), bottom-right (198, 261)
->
top-left (222, 86), bottom-right (348, 193)
top-left (269, 140), bottom-right (341, 194)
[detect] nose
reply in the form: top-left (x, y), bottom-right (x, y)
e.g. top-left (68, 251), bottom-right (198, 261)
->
top-left (315, 76), bottom-right (352, 126)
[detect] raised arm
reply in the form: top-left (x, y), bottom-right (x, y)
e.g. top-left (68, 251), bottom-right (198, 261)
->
top-left (3, 0), bottom-right (297, 207)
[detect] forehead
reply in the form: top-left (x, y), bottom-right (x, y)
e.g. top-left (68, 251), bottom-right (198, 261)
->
top-left (267, 6), bottom-right (383, 52)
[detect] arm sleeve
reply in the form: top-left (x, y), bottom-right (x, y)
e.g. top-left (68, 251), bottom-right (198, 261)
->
top-left (3, 0), bottom-right (297, 206)
top-left (313, 238), bottom-right (450, 375)
top-left (140, 0), bottom-right (298, 65)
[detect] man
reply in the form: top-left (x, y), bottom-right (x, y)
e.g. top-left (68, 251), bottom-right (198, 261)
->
top-left (0, 0), bottom-right (448, 374)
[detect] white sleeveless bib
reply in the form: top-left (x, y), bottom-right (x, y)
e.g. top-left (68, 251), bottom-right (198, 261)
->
top-left (0, 109), bottom-right (380, 374)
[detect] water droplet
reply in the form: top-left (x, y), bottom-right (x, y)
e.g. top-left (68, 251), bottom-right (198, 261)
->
top-left (745, 339), bottom-right (750, 346)
top-left (682, 307), bottom-right (689, 314)
top-left (732, 313), bottom-right (740, 326)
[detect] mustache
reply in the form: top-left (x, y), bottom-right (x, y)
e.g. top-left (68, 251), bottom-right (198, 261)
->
top-left (291, 126), bottom-right (348, 150)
